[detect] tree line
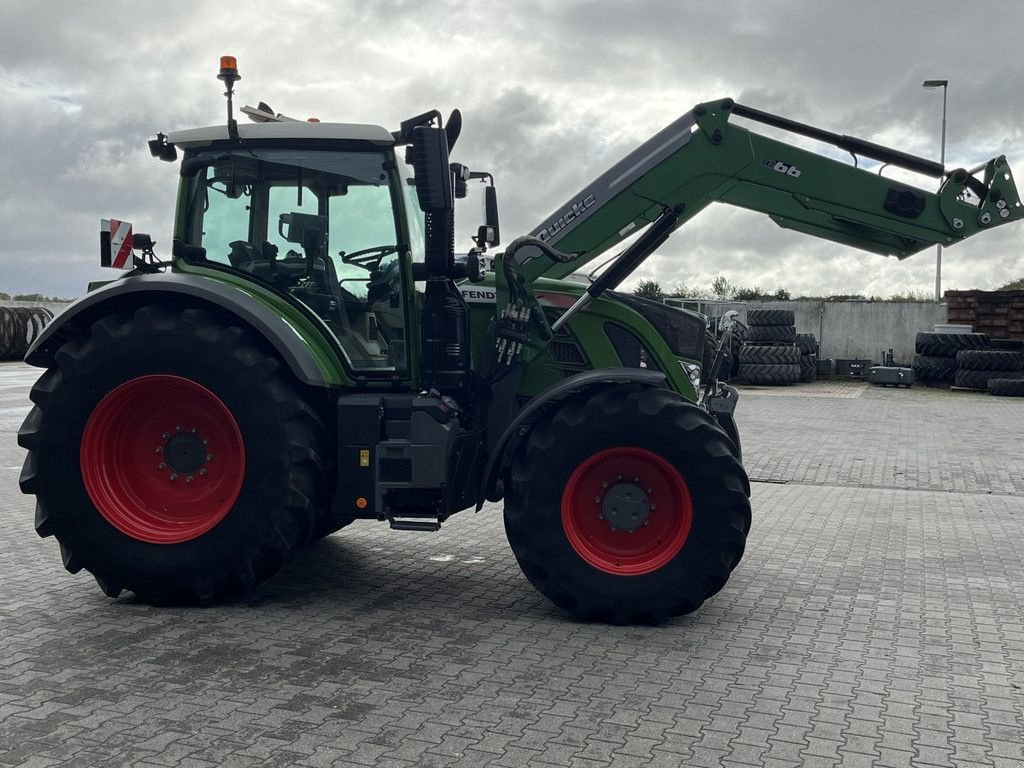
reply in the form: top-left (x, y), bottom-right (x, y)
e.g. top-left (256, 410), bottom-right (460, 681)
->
top-left (0, 293), bottom-right (71, 302)
top-left (633, 275), bottom-right (1024, 302)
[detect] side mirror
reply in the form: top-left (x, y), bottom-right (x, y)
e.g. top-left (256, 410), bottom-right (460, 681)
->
top-left (473, 186), bottom-right (500, 249)
top-left (406, 126), bottom-right (453, 213)
top-left (483, 185), bottom-right (500, 246)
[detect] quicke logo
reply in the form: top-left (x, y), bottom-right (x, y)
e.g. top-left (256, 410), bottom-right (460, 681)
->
top-left (538, 194), bottom-right (597, 241)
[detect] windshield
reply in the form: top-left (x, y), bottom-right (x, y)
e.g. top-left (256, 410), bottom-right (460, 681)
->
top-left (180, 147), bottom-right (412, 374)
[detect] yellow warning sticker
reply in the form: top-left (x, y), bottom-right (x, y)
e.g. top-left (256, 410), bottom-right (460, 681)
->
top-left (359, 449), bottom-right (370, 467)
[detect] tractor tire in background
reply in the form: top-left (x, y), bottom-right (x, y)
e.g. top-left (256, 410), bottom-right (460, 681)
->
top-left (504, 385), bottom-right (750, 624)
top-left (988, 378), bottom-right (1024, 397)
top-left (915, 331), bottom-right (989, 357)
top-left (955, 349), bottom-right (1024, 372)
top-left (799, 353), bottom-right (817, 382)
top-left (954, 368), bottom-right (1024, 391)
top-left (795, 333), bottom-right (817, 356)
top-left (738, 344), bottom-right (800, 365)
top-left (739, 363), bottom-right (801, 385)
top-left (746, 325), bottom-right (797, 344)
top-left (18, 305), bottom-right (328, 602)
top-left (913, 354), bottom-right (956, 384)
top-left (0, 307), bottom-right (54, 361)
top-left (747, 308), bottom-right (795, 327)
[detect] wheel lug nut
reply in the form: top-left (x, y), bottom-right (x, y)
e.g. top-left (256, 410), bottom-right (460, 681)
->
top-left (155, 447), bottom-right (162, 454)
top-left (158, 462), bottom-right (167, 470)
top-left (169, 473), bottom-right (178, 481)
top-left (162, 433), bottom-right (170, 439)
top-left (206, 454), bottom-right (214, 461)
top-left (175, 426), bottom-right (182, 432)
top-left (186, 475), bottom-right (193, 484)
top-left (199, 468), bottom-right (208, 476)
top-left (594, 496), bottom-right (601, 503)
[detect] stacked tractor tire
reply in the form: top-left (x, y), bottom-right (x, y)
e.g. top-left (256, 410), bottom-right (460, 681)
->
top-left (737, 309), bottom-right (817, 385)
top-left (0, 307), bottom-right (54, 361)
top-left (913, 331), bottom-right (1024, 397)
top-left (795, 333), bottom-right (818, 382)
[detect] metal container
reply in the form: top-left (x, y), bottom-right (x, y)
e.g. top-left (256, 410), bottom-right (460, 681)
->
top-left (835, 358), bottom-right (872, 376)
top-left (869, 366), bottom-right (913, 387)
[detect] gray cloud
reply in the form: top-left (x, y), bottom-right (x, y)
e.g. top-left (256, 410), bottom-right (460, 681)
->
top-left (1, 0), bottom-right (1022, 298)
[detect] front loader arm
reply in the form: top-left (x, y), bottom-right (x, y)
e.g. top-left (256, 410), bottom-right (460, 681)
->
top-left (520, 98), bottom-right (1022, 283)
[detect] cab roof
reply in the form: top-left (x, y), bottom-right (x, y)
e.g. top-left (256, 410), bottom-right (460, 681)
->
top-left (166, 121), bottom-right (396, 149)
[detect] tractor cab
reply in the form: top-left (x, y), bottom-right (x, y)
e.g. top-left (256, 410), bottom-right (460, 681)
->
top-left (170, 135), bottom-right (423, 374)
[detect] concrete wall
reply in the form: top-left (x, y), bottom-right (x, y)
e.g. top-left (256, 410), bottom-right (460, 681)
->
top-left (744, 301), bottom-right (947, 366)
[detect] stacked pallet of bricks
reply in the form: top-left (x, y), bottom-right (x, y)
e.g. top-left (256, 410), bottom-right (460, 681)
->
top-left (946, 290), bottom-right (1024, 341)
top-left (0, 307), bottom-right (53, 361)
top-left (913, 331), bottom-right (1024, 396)
top-left (738, 309), bottom-right (816, 385)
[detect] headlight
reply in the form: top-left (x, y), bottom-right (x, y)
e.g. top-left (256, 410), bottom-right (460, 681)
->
top-left (681, 361), bottom-right (701, 389)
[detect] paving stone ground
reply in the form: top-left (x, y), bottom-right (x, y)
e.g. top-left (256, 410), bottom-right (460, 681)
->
top-left (1, 360), bottom-right (1022, 767)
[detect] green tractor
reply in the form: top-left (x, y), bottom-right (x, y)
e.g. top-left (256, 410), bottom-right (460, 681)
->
top-left (19, 59), bottom-right (1022, 623)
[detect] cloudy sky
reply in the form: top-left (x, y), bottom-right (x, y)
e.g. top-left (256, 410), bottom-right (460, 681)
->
top-left (2, 0), bottom-right (1022, 299)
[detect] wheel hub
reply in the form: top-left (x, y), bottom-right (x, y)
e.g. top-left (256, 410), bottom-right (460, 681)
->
top-left (164, 431), bottom-right (207, 474)
top-left (602, 483), bottom-right (650, 532)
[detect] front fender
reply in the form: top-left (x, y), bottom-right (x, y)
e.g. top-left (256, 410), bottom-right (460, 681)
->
top-left (477, 368), bottom-right (667, 509)
top-left (25, 273), bottom-right (341, 388)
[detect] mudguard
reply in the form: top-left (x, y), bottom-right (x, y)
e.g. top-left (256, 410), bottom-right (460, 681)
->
top-left (477, 368), bottom-right (668, 509)
top-left (25, 273), bottom-right (332, 388)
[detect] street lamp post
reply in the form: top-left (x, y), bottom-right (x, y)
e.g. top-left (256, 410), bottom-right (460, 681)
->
top-left (923, 79), bottom-right (948, 302)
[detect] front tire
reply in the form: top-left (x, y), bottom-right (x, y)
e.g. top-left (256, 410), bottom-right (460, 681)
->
top-left (18, 305), bottom-right (327, 602)
top-left (504, 386), bottom-right (751, 624)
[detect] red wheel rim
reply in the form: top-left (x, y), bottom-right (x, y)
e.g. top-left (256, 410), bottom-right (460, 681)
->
top-left (561, 447), bottom-right (692, 576)
top-left (80, 375), bottom-right (245, 544)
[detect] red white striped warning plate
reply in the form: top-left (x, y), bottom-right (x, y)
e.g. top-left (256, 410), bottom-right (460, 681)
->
top-left (100, 218), bottom-right (133, 269)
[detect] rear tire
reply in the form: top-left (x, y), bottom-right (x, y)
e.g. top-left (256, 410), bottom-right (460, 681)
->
top-left (738, 344), bottom-right (800, 365)
top-left (747, 309), bottom-right (795, 326)
top-left (739, 363), bottom-right (800, 385)
top-left (916, 331), bottom-right (989, 357)
top-left (746, 325), bottom-right (797, 343)
top-left (955, 349), bottom-right (1024, 372)
top-left (504, 386), bottom-right (750, 624)
top-left (18, 305), bottom-right (327, 602)
top-left (953, 368), bottom-right (1024, 391)
top-left (988, 378), bottom-right (1024, 397)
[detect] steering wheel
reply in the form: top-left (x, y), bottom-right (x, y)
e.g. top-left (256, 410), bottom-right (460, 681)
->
top-left (339, 244), bottom-right (399, 270)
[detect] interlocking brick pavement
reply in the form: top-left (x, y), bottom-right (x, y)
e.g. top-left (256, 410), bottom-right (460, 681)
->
top-left (1, 361), bottom-right (1023, 767)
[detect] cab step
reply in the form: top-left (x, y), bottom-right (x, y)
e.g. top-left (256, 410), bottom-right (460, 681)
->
top-left (388, 517), bottom-right (442, 532)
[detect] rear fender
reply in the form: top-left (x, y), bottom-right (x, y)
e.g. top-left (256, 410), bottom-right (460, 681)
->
top-left (477, 368), bottom-right (667, 509)
top-left (25, 273), bottom-right (335, 388)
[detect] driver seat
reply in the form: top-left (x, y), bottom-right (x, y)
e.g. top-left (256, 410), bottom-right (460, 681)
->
top-left (320, 256), bottom-right (380, 366)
